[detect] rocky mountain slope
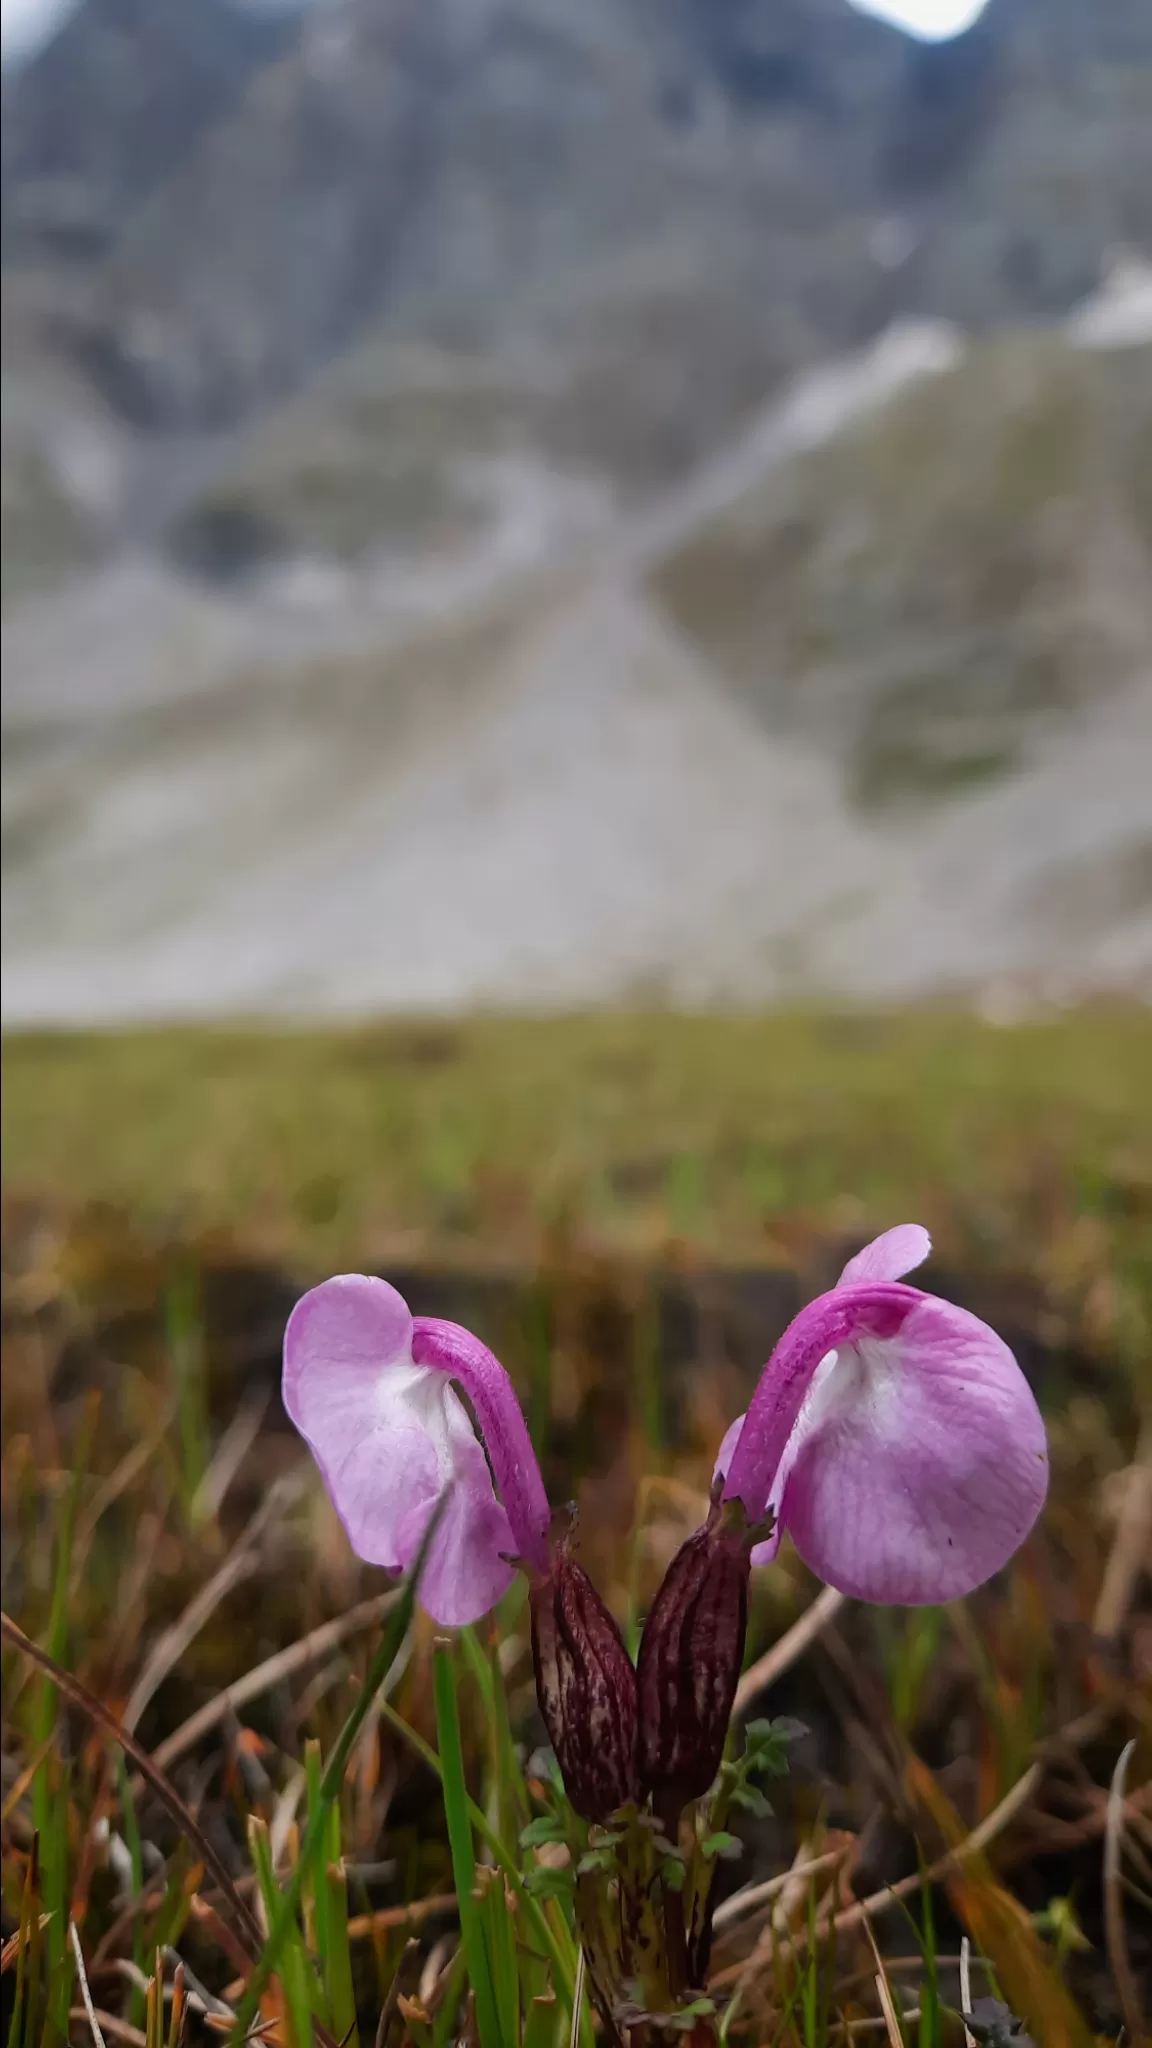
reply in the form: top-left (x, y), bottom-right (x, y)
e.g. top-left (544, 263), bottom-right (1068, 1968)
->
top-left (2, 0), bottom-right (1150, 1017)
top-left (4, 0), bottom-right (1152, 436)
top-left (1, 0), bottom-right (295, 262)
top-left (4, 310), bottom-right (1149, 1019)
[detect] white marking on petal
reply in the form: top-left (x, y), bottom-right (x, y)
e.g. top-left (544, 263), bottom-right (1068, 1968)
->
top-left (366, 1351), bottom-right (483, 1487)
top-left (770, 1346), bottom-right (842, 1507)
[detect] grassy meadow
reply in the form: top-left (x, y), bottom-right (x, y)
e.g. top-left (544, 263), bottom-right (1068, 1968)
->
top-left (1, 1006), bottom-right (1149, 2045)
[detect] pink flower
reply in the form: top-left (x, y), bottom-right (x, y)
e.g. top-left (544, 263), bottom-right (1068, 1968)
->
top-left (715, 1225), bottom-right (1049, 1604)
top-left (283, 1224), bottom-right (1048, 1640)
top-left (283, 1275), bottom-right (550, 1626)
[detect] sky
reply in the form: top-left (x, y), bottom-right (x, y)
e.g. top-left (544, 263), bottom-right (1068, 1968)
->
top-left (1, 0), bottom-right (992, 66)
top-left (849, 0), bottom-right (991, 36)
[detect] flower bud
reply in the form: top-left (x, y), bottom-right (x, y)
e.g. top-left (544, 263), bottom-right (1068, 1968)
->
top-left (636, 1501), bottom-right (760, 1807)
top-left (530, 1552), bottom-right (639, 1822)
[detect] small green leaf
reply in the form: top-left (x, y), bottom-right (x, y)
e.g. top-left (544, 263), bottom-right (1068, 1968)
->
top-left (519, 1815), bottom-right (567, 1848)
top-left (701, 1832), bottom-right (743, 1861)
top-left (770, 1716), bottom-right (808, 1744)
top-left (730, 1784), bottom-right (772, 1818)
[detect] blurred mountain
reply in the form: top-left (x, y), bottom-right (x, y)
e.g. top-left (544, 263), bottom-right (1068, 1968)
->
top-left (2, 0), bottom-right (1151, 434)
top-left (4, 317), bottom-right (1150, 1017)
top-left (2, 0), bottom-right (1151, 1016)
top-left (1, 0), bottom-right (296, 262)
top-left (651, 331), bottom-right (1152, 807)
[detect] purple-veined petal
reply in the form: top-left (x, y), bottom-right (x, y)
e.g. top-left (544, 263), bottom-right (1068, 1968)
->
top-left (838, 1223), bottom-right (931, 1288)
top-left (283, 1275), bottom-right (519, 1625)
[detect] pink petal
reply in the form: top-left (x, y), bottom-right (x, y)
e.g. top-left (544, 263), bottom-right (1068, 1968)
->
top-left (781, 1294), bottom-right (1049, 1604)
top-left (315, 1409), bottom-right (441, 1572)
top-left (713, 1412), bottom-right (782, 1566)
top-left (306, 1386), bottom-right (517, 1623)
top-left (283, 1274), bottom-right (413, 1498)
top-left (397, 1457), bottom-right (517, 1627)
top-left (838, 1224), bottom-right (931, 1288)
top-left (713, 1414), bottom-right (745, 1485)
top-left (283, 1274), bottom-right (516, 1625)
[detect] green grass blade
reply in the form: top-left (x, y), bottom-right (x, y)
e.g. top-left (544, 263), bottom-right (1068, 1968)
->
top-left (250, 1816), bottom-right (315, 2048)
top-left (226, 1500), bottom-right (439, 2047)
top-left (114, 1744), bottom-right (149, 2026)
top-left (304, 1740), bottom-right (330, 1962)
top-left (431, 1641), bottom-right (505, 2048)
top-left (141, 1845), bottom-right (198, 2013)
top-left (431, 1945), bottom-right (471, 2048)
top-left (376, 1700), bottom-right (567, 1977)
top-left (461, 1622), bottom-right (525, 1854)
top-left (477, 1866), bottom-right (520, 2044)
top-left (522, 1991), bottom-right (559, 2048)
top-left (377, 1700), bottom-right (594, 2048)
top-left (323, 1860), bottom-right (360, 2048)
top-left (31, 1759), bottom-right (70, 2045)
top-left (459, 1625), bottom-right (495, 1713)
top-left (7, 1834), bottom-right (38, 2048)
top-left (20, 1857), bottom-right (44, 2048)
top-left (164, 1263), bottom-right (211, 1519)
top-left (488, 1628), bottom-right (527, 1854)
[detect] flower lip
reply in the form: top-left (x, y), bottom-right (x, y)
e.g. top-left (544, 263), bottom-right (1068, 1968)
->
top-left (717, 1227), bottom-right (1049, 1606)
